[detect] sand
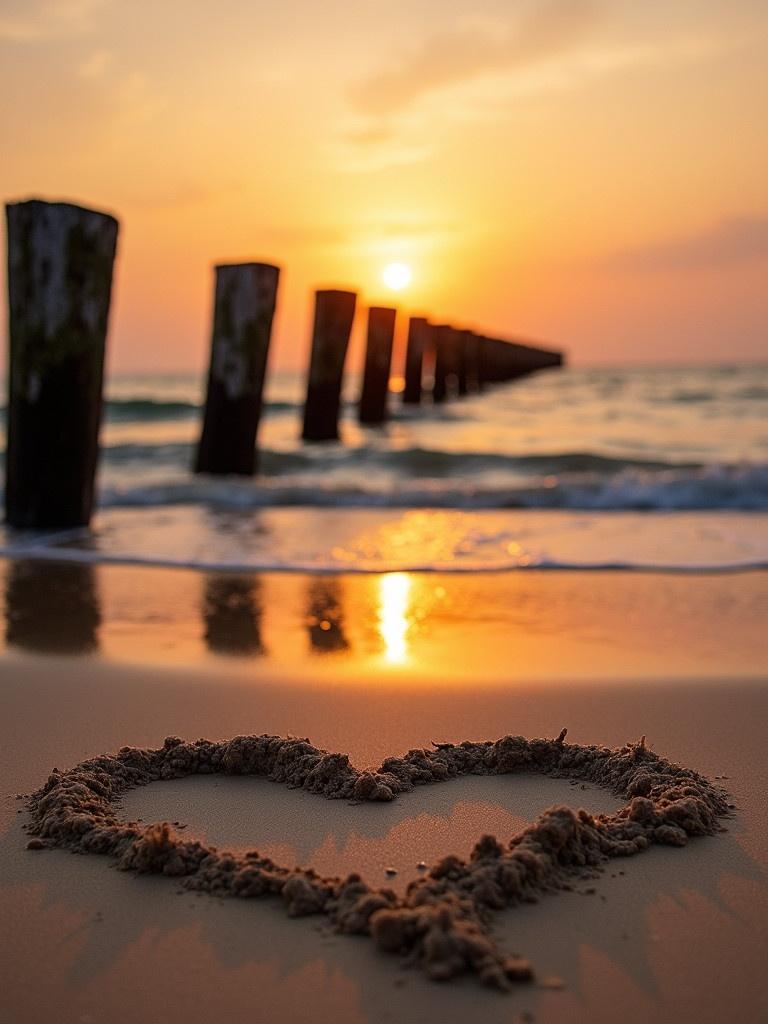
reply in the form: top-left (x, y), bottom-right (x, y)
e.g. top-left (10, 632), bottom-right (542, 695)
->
top-left (24, 730), bottom-right (729, 989)
top-left (1, 560), bottom-right (767, 1022)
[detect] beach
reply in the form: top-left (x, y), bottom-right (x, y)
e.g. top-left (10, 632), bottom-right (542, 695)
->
top-left (3, 0), bottom-right (767, 1015)
top-left (1, 558), bottom-right (767, 1024)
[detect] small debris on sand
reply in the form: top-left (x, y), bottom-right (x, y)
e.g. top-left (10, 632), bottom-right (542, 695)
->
top-left (540, 975), bottom-right (566, 991)
top-left (24, 730), bottom-right (729, 992)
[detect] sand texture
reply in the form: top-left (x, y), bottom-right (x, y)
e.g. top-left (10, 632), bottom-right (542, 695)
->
top-left (24, 731), bottom-right (729, 990)
top-left (1, 564), bottom-right (768, 1023)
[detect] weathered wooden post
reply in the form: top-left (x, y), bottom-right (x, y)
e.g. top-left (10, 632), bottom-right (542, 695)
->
top-left (5, 199), bottom-right (118, 528)
top-left (358, 306), bottom-right (396, 425)
top-left (402, 316), bottom-right (431, 405)
top-left (301, 289), bottom-right (357, 441)
top-left (433, 324), bottom-right (458, 403)
top-left (195, 262), bottom-right (280, 476)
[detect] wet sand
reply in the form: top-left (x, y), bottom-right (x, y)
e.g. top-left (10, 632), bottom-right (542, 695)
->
top-left (1, 560), bottom-right (767, 1022)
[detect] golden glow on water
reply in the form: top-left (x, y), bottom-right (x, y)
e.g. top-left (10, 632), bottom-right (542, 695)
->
top-left (378, 572), bottom-right (412, 664)
top-left (2, 561), bottom-right (761, 685)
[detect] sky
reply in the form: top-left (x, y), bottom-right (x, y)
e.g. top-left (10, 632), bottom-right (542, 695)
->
top-left (1, 0), bottom-right (767, 374)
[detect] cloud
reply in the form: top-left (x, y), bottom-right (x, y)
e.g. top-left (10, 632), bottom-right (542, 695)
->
top-left (0, 0), bottom-right (106, 41)
top-left (77, 47), bottom-right (112, 78)
top-left (605, 217), bottom-right (768, 273)
top-left (349, 0), bottom-right (602, 118)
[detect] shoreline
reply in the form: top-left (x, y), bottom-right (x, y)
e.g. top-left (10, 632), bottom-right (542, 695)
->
top-left (1, 556), bottom-right (766, 681)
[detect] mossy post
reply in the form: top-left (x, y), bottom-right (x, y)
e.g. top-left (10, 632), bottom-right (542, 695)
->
top-left (402, 316), bottom-right (431, 405)
top-left (301, 289), bottom-right (356, 441)
top-left (358, 306), bottom-right (396, 425)
top-left (5, 199), bottom-right (118, 529)
top-left (195, 262), bottom-right (280, 476)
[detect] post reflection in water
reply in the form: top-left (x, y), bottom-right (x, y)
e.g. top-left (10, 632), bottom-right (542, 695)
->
top-left (5, 559), bottom-right (101, 654)
top-left (203, 575), bottom-right (265, 657)
top-left (378, 572), bottom-right (412, 664)
top-left (306, 578), bottom-right (349, 654)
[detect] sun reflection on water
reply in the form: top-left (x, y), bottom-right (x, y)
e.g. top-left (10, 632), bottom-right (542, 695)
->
top-left (378, 572), bottom-right (412, 664)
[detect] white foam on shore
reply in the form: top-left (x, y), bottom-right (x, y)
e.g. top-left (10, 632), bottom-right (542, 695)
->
top-left (1, 506), bottom-right (766, 574)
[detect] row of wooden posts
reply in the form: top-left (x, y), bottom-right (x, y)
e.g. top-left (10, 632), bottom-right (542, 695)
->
top-left (4, 199), bottom-right (563, 531)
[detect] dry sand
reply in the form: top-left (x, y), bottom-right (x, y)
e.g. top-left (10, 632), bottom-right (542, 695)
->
top-left (1, 561), bottom-right (767, 1022)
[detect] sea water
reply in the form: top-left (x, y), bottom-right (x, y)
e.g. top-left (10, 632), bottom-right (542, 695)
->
top-left (1, 364), bottom-right (766, 572)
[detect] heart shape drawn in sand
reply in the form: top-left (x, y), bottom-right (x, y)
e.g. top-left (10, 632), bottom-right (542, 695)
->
top-left (25, 730), bottom-right (729, 991)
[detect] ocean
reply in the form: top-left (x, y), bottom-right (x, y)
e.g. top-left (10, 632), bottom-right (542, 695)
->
top-left (1, 363), bottom-right (766, 573)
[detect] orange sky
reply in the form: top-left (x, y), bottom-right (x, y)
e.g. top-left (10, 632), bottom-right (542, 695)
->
top-left (1, 0), bottom-right (767, 373)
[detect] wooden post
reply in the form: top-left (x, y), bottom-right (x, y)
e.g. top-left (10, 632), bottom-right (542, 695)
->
top-left (478, 337), bottom-right (498, 385)
top-left (195, 262), bottom-right (280, 476)
top-left (301, 290), bottom-right (357, 441)
top-left (358, 306), bottom-right (396, 425)
top-left (456, 329), bottom-right (470, 396)
top-left (433, 324), bottom-right (458, 403)
top-left (464, 331), bottom-right (481, 392)
top-left (5, 199), bottom-right (118, 528)
top-left (402, 316), bottom-right (431, 405)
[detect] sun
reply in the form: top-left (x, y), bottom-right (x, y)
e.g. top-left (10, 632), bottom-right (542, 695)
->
top-left (382, 262), bottom-right (412, 291)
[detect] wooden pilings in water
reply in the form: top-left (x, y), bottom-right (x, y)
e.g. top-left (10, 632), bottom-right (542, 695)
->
top-left (3, 193), bottom-right (567, 514)
top-left (195, 262), bottom-right (280, 476)
top-left (302, 289), bottom-right (357, 442)
top-left (479, 337), bottom-right (562, 387)
top-left (358, 306), bottom-right (396, 425)
top-left (5, 199), bottom-right (118, 528)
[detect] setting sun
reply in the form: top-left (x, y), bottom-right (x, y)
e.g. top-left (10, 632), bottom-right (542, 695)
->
top-left (382, 262), bottom-right (412, 291)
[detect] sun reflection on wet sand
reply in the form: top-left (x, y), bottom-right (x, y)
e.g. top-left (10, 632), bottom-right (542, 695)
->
top-left (378, 572), bottom-right (412, 664)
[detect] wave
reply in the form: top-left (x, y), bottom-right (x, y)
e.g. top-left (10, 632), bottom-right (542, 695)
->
top-left (0, 398), bottom-right (303, 423)
top-left (104, 399), bottom-right (199, 421)
top-left (95, 462), bottom-right (768, 511)
top-left (1, 541), bottom-right (765, 576)
top-left (98, 442), bottom-right (702, 474)
top-left (102, 398), bottom-right (301, 422)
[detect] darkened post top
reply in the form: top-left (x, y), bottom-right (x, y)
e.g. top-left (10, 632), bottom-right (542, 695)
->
top-left (402, 316), bottom-right (431, 405)
top-left (358, 306), bottom-right (396, 425)
top-left (5, 198), bottom-right (118, 528)
top-left (301, 289), bottom-right (357, 442)
top-left (195, 262), bottom-right (280, 476)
